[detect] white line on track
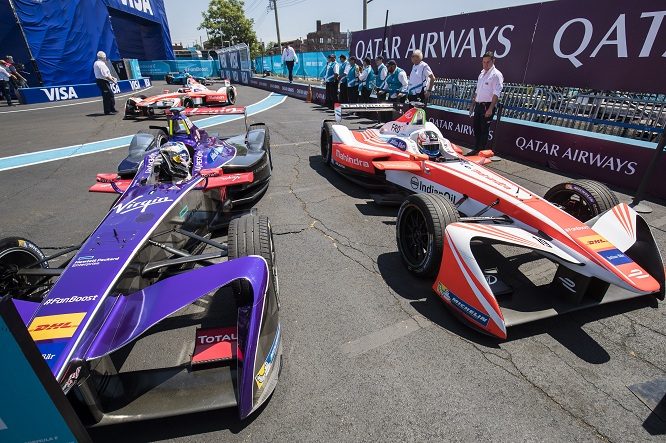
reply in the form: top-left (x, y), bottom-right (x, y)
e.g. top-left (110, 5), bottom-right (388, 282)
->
top-left (0, 87), bottom-right (156, 114)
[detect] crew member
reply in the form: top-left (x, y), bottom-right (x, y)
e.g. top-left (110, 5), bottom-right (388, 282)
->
top-left (93, 51), bottom-right (118, 115)
top-left (345, 56), bottom-right (360, 104)
top-left (377, 60), bottom-right (408, 103)
top-left (468, 51), bottom-right (503, 155)
top-left (322, 53), bottom-right (339, 109)
top-left (281, 43), bottom-right (298, 83)
top-left (374, 56), bottom-right (388, 93)
top-left (338, 54), bottom-right (349, 103)
top-left (407, 50), bottom-right (435, 103)
top-left (0, 61), bottom-right (13, 106)
top-left (358, 57), bottom-right (376, 102)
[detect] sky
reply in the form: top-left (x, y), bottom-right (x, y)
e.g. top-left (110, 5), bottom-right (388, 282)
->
top-left (163, 0), bottom-right (552, 47)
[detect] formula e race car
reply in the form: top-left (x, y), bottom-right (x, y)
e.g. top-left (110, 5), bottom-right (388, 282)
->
top-left (321, 103), bottom-right (664, 339)
top-left (125, 78), bottom-right (237, 119)
top-left (0, 107), bottom-right (280, 424)
top-left (165, 71), bottom-right (211, 85)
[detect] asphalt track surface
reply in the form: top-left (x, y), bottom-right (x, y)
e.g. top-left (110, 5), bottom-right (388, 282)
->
top-left (2, 82), bottom-right (666, 442)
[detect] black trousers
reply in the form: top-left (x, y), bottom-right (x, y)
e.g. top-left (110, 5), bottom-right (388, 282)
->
top-left (473, 102), bottom-right (495, 150)
top-left (347, 85), bottom-right (358, 103)
top-left (408, 91), bottom-right (426, 104)
top-left (285, 60), bottom-right (295, 82)
top-left (96, 79), bottom-right (116, 114)
top-left (325, 80), bottom-right (338, 109)
top-left (339, 81), bottom-right (348, 103)
top-left (0, 80), bottom-right (11, 105)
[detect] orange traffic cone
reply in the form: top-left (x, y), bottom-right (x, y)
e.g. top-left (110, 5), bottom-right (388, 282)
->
top-left (306, 84), bottom-right (312, 103)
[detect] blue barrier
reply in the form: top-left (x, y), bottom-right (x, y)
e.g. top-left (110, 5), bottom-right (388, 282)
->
top-left (138, 60), bottom-right (220, 80)
top-left (20, 78), bottom-right (153, 105)
top-left (254, 50), bottom-right (350, 78)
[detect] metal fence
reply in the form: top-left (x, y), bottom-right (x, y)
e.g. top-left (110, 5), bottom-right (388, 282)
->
top-left (430, 79), bottom-right (666, 143)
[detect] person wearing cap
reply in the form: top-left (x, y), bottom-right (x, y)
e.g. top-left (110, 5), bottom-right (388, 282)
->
top-left (322, 53), bottom-right (339, 109)
top-left (407, 50), bottom-right (435, 103)
top-left (468, 51), bottom-right (504, 154)
top-left (374, 56), bottom-right (388, 92)
top-left (0, 61), bottom-right (14, 106)
top-left (358, 57), bottom-right (376, 102)
top-left (281, 43), bottom-right (298, 83)
top-left (338, 54), bottom-right (349, 103)
top-left (345, 56), bottom-right (360, 104)
top-left (93, 51), bottom-right (118, 115)
top-left (377, 60), bottom-right (408, 103)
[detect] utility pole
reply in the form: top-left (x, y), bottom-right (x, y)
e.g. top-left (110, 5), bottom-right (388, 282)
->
top-left (269, 0), bottom-right (281, 48)
top-left (363, 0), bottom-right (374, 30)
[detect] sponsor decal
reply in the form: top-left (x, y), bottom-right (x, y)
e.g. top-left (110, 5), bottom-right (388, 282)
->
top-left (448, 293), bottom-right (490, 327)
top-left (179, 205), bottom-right (189, 218)
top-left (111, 83), bottom-right (121, 94)
top-left (71, 256), bottom-right (120, 268)
top-left (484, 275), bottom-right (498, 285)
top-left (114, 195), bottom-right (174, 215)
top-left (564, 225), bottom-right (592, 233)
top-left (408, 175), bottom-right (458, 203)
top-left (28, 313), bottom-right (86, 341)
top-left (627, 268), bottom-right (650, 280)
top-left (192, 326), bottom-right (238, 364)
top-left (208, 145), bottom-right (223, 163)
top-left (387, 137), bottom-right (408, 150)
top-left (335, 149), bottom-right (370, 168)
top-left (598, 248), bottom-right (632, 266)
top-left (43, 295), bottom-right (99, 305)
top-left (255, 325), bottom-right (281, 389)
top-left (61, 365), bottom-right (83, 394)
top-left (41, 86), bottom-right (78, 102)
top-left (38, 341), bottom-right (68, 369)
top-left (578, 234), bottom-right (612, 251)
top-left (558, 276), bottom-right (577, 293)
top-left (436, 281), bottom-right (451, 301)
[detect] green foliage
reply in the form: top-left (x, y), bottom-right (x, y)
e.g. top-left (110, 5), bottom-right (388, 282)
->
top-left (199, 0), bottom-right (259, 56)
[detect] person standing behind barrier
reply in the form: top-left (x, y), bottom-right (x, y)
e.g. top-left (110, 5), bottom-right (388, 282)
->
top-left (374, 56), bottom-right (388, 94)
top-left (468, 51), bottom-right (503, 154)
top-left (322, 54), bottom-right (339, 109)
top-left (0, 62), bottom-right (13, 106)
top-left (345, 56), bottom-right (360, 104)
top-left (282, 43), bottom-right (298, 83)
top-left (358, 57), bottom-right (376, 102)
top-left (407, 50), bottom-right (435, 104)
top-left (377, 60), bottom-right (408, 103)
top-left (338, 55), bottom-right (349, 103)
top-left (93, 51), bottom-right (117, 115)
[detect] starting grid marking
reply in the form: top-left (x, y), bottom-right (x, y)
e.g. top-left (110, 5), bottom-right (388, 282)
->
top-left (0, 93), bottom-right (287, 172)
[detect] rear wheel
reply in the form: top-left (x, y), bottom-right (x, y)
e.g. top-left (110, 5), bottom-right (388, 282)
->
top-left (228, 215), bottom-right (279, 306)
top-left (396, 194), bottom-right (460, 277)
top-left (0, 237), bottom-right (49, 301)
top-left (320, 121), bottom-right (334, 166)
top-left (227, 88), bottom-right (236, 105)
top-left (183, 97), bottom-right (194, 108)
top-left (544, 179), bottom-right (618, 222)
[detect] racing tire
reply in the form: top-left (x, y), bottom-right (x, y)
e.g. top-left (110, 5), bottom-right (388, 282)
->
top-left (183, 97), bottom-right (194, 108)
top-left (320, 121), bottom-right (335, 166)
top-left (249, 123), bottom-right (272, 170)
top-left (396, 194), bottom-right (460, 278)
top-left (544, 179), bottom-right (619, 222)
top-left (0, 237), bottom-right (49, 300)
top-left (227, 88), bottom-right (236, 105)
top-left (228, 215), bottom-right (279, 306)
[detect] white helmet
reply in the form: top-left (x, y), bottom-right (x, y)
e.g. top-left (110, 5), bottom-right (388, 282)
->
top-left (158, 142), bottom-right (191, 181)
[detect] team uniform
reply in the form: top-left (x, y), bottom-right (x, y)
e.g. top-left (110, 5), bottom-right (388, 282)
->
top-left (408, 61), bottom-right (433, 103)
top-left (473, 65), bottom-right (504, 150)
top-left (358, 64), bottom-right (376, 102)
top-left (322, 60), bottom-right (339, 109)
top-left (346, 62), bottom-right (359, 104)
top-left (379, 67), bottom-right (408, 103)
top-left (338, 59), bottom-right (349, 103)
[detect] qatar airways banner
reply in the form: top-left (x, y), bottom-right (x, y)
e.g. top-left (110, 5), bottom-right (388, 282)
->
top-left (350, 0), bottom-right (666, 93)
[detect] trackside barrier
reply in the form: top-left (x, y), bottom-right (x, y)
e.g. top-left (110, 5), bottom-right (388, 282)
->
top-left (19, 78), bottom-right (153, 105)
top-left (247, 75), bottom-right (666, 200)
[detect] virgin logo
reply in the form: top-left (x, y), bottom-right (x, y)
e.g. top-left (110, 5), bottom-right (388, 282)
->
top-left (115, 195), bottom-right (174, 215)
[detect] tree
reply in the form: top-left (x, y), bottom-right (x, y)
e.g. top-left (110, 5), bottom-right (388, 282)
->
top-left (199, 0), bottom-right (260, 56)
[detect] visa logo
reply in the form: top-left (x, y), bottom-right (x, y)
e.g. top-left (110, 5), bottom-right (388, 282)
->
top-left (41, 86), bottom-right (78, 101)
top-left (120, 0), bottom-right (153, 15)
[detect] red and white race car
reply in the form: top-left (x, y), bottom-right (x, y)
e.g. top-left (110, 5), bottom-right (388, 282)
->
top-left (321, 103), bottom-right (664, 339)
top-left (124, 78), bottom-right (237, 119)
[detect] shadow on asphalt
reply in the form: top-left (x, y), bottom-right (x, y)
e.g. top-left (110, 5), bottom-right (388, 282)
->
top-left (643, 395), bottom-right (666, 435)
top-left (376, 250), bottom-right (658, 362)
top-left (308, 155), bottom-right (376, 200)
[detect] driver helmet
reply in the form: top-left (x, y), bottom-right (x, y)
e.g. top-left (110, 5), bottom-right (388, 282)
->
top-left (416, 130), bottom-right (442, 158)
top-left (158, 142), bottom-right (191, 182)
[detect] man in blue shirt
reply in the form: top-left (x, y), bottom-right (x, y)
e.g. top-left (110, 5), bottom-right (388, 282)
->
top-left (322, 54), bottom-right (339, 109)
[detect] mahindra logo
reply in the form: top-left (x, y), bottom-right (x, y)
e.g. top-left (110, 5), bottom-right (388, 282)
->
top-left (336, 150), bottom-right (370, 168)
top-left (558, 277), bottom-right (576, 293)
top-left (115, 195), bottom-right (174, 215)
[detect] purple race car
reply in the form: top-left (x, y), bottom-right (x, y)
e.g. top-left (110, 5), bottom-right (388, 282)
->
top-left (0, 108), bottom-right (281, 424)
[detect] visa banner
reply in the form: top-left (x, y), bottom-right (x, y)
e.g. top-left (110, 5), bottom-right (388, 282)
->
top-left (20, 78), bottom-right (152, 105)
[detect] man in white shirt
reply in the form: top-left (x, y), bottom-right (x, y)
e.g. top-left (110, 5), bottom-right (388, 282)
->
top-left (407, 50), bottom-right (436, 103)
top-left (93, 51), bottom-right (117, 115)
top-left (468, 51), bottom-right (503, 153)
top-left (0, 61), bottom-right (13, 106)
top-left (281, 43), bottom-right (298, 83)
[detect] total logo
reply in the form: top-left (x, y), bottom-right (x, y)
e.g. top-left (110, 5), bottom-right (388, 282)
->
top-left (336, 150), bottom-right (370, 168)
top-left (114, 195), bottom-right (175, 215)
top-left (41, 86), bottom-right (78, 102)
top-left (197, 332), bottom-right (237, 344)
top-left (120, 0), bottom-right (153, 15)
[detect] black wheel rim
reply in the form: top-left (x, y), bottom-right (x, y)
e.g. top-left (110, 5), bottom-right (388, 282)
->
top-left (399, 205), bottom-right (430, 268)
top-left (547, 189), bottom-right (595, 221)
top-left (0, 248), bottom-right (44, 299)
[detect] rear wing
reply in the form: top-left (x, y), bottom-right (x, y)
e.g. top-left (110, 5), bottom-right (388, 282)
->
top-left (334, 102), bottom-right (395, 122)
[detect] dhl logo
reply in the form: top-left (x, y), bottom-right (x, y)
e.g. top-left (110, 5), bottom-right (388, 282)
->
top-left (578, 234), bottom-right (612, 251)
top-left (28, 313), bottom-right (86, 341)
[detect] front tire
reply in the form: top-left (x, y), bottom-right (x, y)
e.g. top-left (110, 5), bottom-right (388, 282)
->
top-left (0, 237), bottom-right (49, 300)
top-left (228, 215), bottom-right (279, 306)
top-left (544, 179), bottom-right (618, 222)
top-left (227, 88), bottom-right (236, 105)
top-left (320, 121), bottom-right (334, 166)
top-left (183, 97), bottom-right (194, 108)
top-left (396, 194), bottom-right (460, 277)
